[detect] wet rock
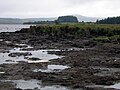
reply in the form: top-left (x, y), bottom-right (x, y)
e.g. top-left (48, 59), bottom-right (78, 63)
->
top-left (5, 41), bottom-right (15, 47)
top-left (93, 76), bottom-right (116, 85)
top-left (5, 60), bottom-right (15, 62)
top-left (5, 41), bottom-right (12, 44)
top-left (15, 88), bottom-right (22, 90)
top-left (25, 57), bottom-right (41, 61)
top-left (15, 28), bottom-right (29, 33)
top-left (72, 84), bottom-right (83, 89)
top-left (0, 82), bottom-right (15, 90)
top-left (0, 50), bottom-right (9, 53)
top-left (14, 44), bottom-right (28, 48)
top-left (8, 52), bottom-right (32, 57)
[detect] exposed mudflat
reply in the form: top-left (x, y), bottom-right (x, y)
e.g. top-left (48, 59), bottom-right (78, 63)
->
top-left (0, 29), bottom-right (120, 90)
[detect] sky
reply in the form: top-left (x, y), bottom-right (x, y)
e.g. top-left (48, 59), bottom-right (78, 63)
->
top-left (0, 0), bottom-right (120, 18)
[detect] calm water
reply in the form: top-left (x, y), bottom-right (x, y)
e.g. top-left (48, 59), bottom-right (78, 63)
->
top-left (0, 44), bottom-right (63, 64)
top-left (1, 80), bottom-right (70, 90)
top-left (33, 65), bottom-right (69, 73)
top-left (0, 24), bottom-right (30, 32)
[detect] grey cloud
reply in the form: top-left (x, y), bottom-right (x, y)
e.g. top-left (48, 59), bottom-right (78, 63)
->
top-left (62, 0), bottom-right (103, 5)
top-left (0, 0), bottom-right (120, 18)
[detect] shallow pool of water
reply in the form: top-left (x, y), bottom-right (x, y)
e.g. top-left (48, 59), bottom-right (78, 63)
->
top-left (33, 65), bottom-right (69, 72)
top-left (0, 72), bottom-right (5, 74)
top-left (1, 79), bottom-right (70, 90)
top-left (105, 83), bottom-right (120, 89)
top-left (0, 44), bottom-right (63, 64)
top-left (86, 83), bottom-right (120, 89)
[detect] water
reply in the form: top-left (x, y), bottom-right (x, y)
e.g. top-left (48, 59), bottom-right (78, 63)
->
top-left (86, 83), bottom-right (120, 89)
top-left (105, 83), bottom-right (120, 89)
top-left (1, 80), bottom-right (70, 90)
top-left (0, 24), bottom-right (30, 32)
top-left (13, 80), bottom-right (41, 89)
top-left (0, 72), bottom-right (5, 74)
top-left (0, 44), bottom-right (62, 64)
top-left (33, 65), bottom-right (69, 73)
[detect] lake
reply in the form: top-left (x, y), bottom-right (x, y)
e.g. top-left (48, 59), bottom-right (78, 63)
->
top-left (0, 24), bottom-right (30, 32)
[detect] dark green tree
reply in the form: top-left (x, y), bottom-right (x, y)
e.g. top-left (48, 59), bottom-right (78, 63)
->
top-left (57, 16), bottom-right (78, 23)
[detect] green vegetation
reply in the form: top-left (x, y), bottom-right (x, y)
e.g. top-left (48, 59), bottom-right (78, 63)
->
top-left (96, 16), bottom-right (120, 24)
top-left (94, 35), bottom-right (120, 42)
top-left (19, 24), bottom-right (120, 43)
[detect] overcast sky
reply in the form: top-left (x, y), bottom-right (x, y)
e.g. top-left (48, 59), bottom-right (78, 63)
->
top-left (0, 0), bottom-right (120, 18)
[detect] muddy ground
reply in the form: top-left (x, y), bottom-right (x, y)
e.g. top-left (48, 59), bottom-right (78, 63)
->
top-left (0, 31), bottom-right (120, 90)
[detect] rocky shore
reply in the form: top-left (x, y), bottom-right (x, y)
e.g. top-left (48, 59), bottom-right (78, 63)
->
top-left (0, 25), bottom-right (120, 90)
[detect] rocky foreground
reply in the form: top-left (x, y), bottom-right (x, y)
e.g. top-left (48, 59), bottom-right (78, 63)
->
top-left (0, 25), bottom-right (120, 90)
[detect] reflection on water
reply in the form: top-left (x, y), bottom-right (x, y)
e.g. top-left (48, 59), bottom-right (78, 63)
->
top-left (0, 72), bottom-right (5, 74)
top-left (86, 83), bottom-right (120, 89)
top-left (33, 65), bottom-right (69, 73)
top-left (1, 79), bottom-right (70, 90)
top-left (13, 80), bottom-right (41, 90)
top-left (105, 83), bottom-right (120, 89)
top-left (0, 44), bottom-right (63, 64)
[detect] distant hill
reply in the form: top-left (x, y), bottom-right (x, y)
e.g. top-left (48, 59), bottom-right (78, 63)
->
top-left (74, 15), bottom-right (103, 22)
top-left (0, 15), bottom-right (104, 24)
top-left (22, 17), bottom-right (57, 23)
top-left (96, 16), bottom-right (120, 24)
top-left (0, 18), bottom-right (23, 24)
top-left (0, 17), bottom-right (57, 24)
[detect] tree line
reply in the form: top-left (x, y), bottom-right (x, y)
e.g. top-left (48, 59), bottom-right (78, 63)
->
top-left (96, 16), bottom-right (120, 24)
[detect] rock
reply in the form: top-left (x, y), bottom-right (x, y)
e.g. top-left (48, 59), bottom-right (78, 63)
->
top-left (8, 52), bottom-right (32, 57)
top-left (0, 50), bottom-right (9, 53)
top-left (5, 60), bottom-right (15, 62)
top-left (15, 88), bottom-right (22, 90)
top-left (25, 57), bottom-right (41, 61)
